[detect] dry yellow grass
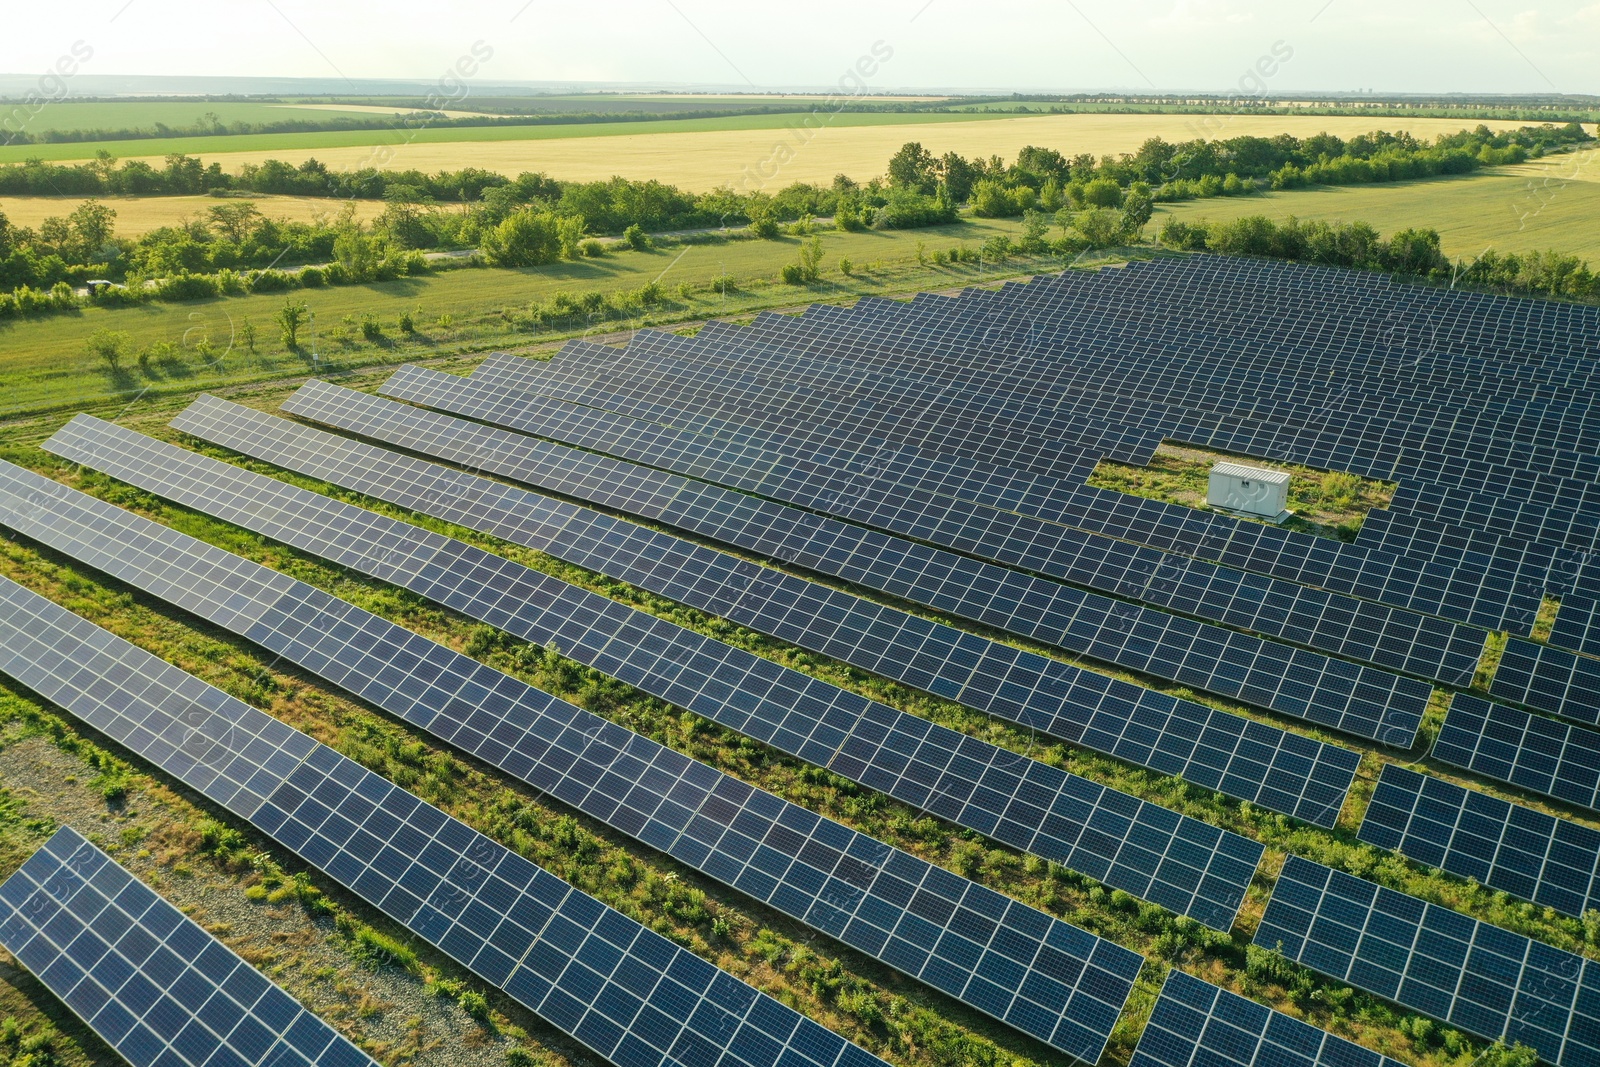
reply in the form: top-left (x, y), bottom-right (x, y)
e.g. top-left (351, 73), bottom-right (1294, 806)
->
top-left (0, 193), bottom-right (387, 236)
top-left (99, 113), bottom-right (1528, 191)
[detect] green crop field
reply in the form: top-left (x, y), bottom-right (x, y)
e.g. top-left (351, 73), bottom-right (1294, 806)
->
top-left (1156, 158), bottom-right (1600, 262)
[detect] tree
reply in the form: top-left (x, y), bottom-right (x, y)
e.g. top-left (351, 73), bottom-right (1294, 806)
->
top-left (1082, 178), bottom-right (1124, 208)
top-left (481, 208), bottom-right (561, 267)
top-left (781, 236), bottom-right (825, 285)
top-left (1119, 188), bottom-right (1154, 239)
top-left (938, 151), bottom-right (978, 203)
top-left (888, 142), bottom-right (938, 194)
top-left (1019, 210), bottom-right (1050, 253)
top-left (85, 328), bottom-right (129, 374)
top-left (1073, 208), bottom-right (1124, 248)
top-left (278, 297), bottom-right (309, 349)
top-left (970, 179), bottom-right (1021, 218)
top-left (556, 215), bottom-right (586, 259)
top-left (207, 202), bottom-right (263, 244)
top-left (333, 228), bottom-right (382, 280)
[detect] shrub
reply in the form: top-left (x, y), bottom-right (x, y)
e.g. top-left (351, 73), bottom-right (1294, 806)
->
top-left (278, 297), bottom-right (310, 349)
top-left (580, 239), bottom-right (607, 257)
top-left (457, 989), bottom-right (491, 1021)
top-left (838, 256), bottom-right (853, 276)
top-left (359, 313), bottom-right (383, 341)
top-left (622, 223), bottom-right (649, 250)
top-left (297, 266), bottom-right (326, 287)
top-left (398, 307), bottom-right (418, 334)
top-left (84, 328), bottom-right (130, 374)
top-left (246, 269), bottom-right (296, 293)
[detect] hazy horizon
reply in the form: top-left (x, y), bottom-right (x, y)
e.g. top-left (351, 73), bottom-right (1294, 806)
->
top-left (2, 1), bottom-right (1596, 100)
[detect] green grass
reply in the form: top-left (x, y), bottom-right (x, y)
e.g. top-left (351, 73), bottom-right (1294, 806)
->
top-left (1086, 442), bottom-right (1397, 542)
top-left (0, 218), bottom-right (1038, 418)
top-left (0, 110), bottom-right (1003, 164)
top-left (1156, 163), bottom-right (1600, 262)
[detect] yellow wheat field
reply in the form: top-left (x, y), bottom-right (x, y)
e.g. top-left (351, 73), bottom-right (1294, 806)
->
top-left (0, 194), bottom-right (388, 236)
top-left (99, 113), bottom-right (1530, 192)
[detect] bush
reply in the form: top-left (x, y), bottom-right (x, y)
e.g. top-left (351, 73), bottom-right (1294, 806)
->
top-left (838, 257), bottom-right (853, 276)
top-left (580, 239), bottom-right (607, 257)
top-left (781, 236), bottom-right (825, 285)
top-left (278, 297), bottom-right (309, 349)
top-left (248, 268), bottom-right (299, 294)
top-left (359, 313), bottom-right (383, 341)
top-left (158, 271), bottom-right (220, 301)
top-left (296, 266), bottom-right (326, 288)
top-left (622, 223), bottom-right (649, 250)
top-left (482, 208), bottom-right (562, 267)
top-left (84, 328), bottom-right (130, 374)
top-left (457, 989), bottom-right (491, 1021)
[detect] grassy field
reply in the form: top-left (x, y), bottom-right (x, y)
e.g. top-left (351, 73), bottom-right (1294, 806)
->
top-left (1156, 154), bottom-right (1600, 261)
top-left (0, 193), bottom-right (387, 236)
top-left (0, 218), bottom-right (1044, 417)
top-left (0, 114), bottom-right (1532, 190)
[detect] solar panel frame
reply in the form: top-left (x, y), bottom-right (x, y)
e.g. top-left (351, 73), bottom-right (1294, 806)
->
top-left (201, 386), bottom-right (1364, 826)
top-left (1357, 764), bottom-right (1600, 918)
top-left (1255, 855), bottom-right (1600, 1066)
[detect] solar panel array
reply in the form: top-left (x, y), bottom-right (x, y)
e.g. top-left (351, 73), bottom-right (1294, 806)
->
top-left (0, 571), bottom-right (899, 1067)
top-left (474, 327), bottom-right (1541, 635)
top-left (41, 418), bottom-right (1264, 939)
top-left (371, 368), bottom-right (1431, 749)
top-left (1256, 855), bottom-right (1600, 1066)
top-left (394, 360), bottom-right (1489, 690)
top-left (0, 826), bottom-right (378, 1067)
top-left (0, 454), bottom-right (1151, 1056)
top-left (1358, 764), bottom-right (1600, 918)
top-left (1129, 970), bottom-right (1404, 1067)
top-left (1433, 693), bottom-right (1600, 813)
top-left (191, 387), bottom-right (1363, 826)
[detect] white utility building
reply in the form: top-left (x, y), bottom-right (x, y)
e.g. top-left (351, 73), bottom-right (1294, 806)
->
top-left (1207, 462), bottom-right (1291, 522)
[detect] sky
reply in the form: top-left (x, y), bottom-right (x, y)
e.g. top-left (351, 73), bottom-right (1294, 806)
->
top-left (0, 0), bottom-right (1596, 97)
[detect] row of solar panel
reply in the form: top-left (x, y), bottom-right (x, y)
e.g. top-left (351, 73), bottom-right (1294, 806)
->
top-left (732, 278), bottom-right (1600, 550)
top-left (731, 277), bottom-right (1600, 495)
top-left (35, 420), bottom-right (1268, 937)
top-left (253, 382), bottom-right (1370, 818)
top-left (0, 573), bottom-right (897, 1067)
top-left (380, 363), bottom-right (1463, 722)
top-left (480, 329), bottom-right (1545, 636)
top-left (0, 827), bottom-right (379, 1067)
top-left (0, 453), bottom-right (1166, 1058)
top-left (453, 353), bottom-right (1492, 689)
top-left (0, 786), bottom-right (1433, 1067)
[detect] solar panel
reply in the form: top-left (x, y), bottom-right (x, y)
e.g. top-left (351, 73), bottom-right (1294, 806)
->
top-left (1434, 693), bottom-right (1600, 812)
top-left (0, 459), bottom-right (1148, 1056)
top-left (1358, 764), bottom-right (1600, 918)
top-left (1255, 855), bottom-right (1600, 1066)
top-left (193, 386), bottom-right (1362, 827)
top-left (0, 826), bottom-right (378, 1067)
top-left (275, 383), bottom-right (1427, 758)
top-left (0, 571), bottom-right (897, 1067)
top-left (39, 416), bottom-right (1264, 934)
top-left (440, 360), bottom-right (1487, 690)
top-left (1128, 970), bottom-right (1404, 1067)
top-left (1488, 637), bottom-right (1600, 727)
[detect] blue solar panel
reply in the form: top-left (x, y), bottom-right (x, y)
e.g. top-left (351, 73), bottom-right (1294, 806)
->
top-left (1256, 855), bottom-right (1600, 1066)
top-left (1129, 970), bottom-right (1404, 1067)
top-left (1358, 764), bottom-right (1600, 918)
top-left (40, 415), bottom-right (1263, 936)
top-left (0, 454), bottom-right (1146, 1058)
top-left (0, 826), bottom-right (378, 1067)
top-left (0, 572), bottom-right (895, 1067)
